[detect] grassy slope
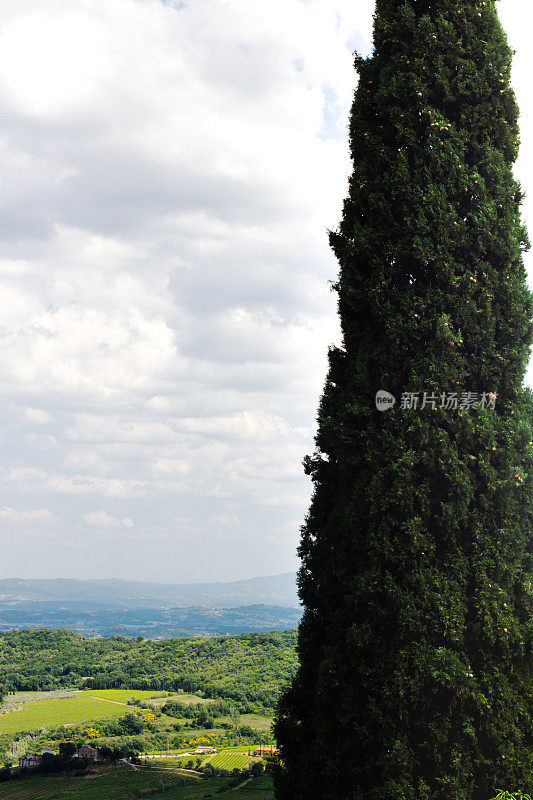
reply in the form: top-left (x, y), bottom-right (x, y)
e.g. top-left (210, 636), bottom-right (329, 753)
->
top-left (82, 690), bottom-right (165, 703)
top-left (0, 690), bottom-right (172, 735)
top-left (148, 692), bottom-right (213, 707)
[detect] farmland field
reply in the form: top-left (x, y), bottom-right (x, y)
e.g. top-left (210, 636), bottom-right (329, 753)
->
top-left (149, 692), bottom-right (213, 706)
top-left (239, 714), bottom-right (273, 731)
top-left (146, 746), bottom-right (258, 770)
top-left (0, 691), bottom-right (78, 712)
top-left (83, 689), bottom-right (165, 703)
top-left (0, 689), bottom-right (166, 734)
top-left (229, 775), bottom-right (275, 799)
top-left (216, 713), bottom-right (273, 732)
top-left (209, 751), bottom-right (252, 770)
top-left (148, 754), bottom-right (199, 767)
top-left (0, 769), bottom-right (275, 799)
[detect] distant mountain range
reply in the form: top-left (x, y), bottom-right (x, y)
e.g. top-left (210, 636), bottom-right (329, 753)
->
top-left (0, 573), bottom-right (301, 639)
top-left (0, 573), bottom-right (299, 607)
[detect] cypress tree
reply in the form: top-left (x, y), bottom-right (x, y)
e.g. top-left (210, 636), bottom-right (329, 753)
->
top-left (274, 2), bottom-right (533, 799)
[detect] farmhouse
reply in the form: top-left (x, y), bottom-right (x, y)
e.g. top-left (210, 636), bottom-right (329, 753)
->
top-left (195, 746), bottom-right (217, 755)
top-left (18, 750), bottom-right (58, 768)
top-left (74, 744), bottom-right (98, 760)
top-left (19, 755), bottom-right (42, 768)
top-left (253, 746), bottom-right (275, 757)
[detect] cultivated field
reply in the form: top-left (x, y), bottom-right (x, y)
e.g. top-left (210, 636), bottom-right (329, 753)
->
top-left (82, 689), bottom-right (166, 703)
top-left (238, 714), bottom-right (273, 731)
top-left (209, 751), bottom-right (252, 770)
top-left (0, 768), bottom-right (275, 799)
top-left (146, 746), bottom-right (255, 769)
top-left (0, 689), bottom-right (166, 734)
top-left (0, 691), bottom-right (78, 712)
top-left (147, 754), bottom-right (198, 767)
top-left (229, 776), bottom-right (275, 799)
top-left (148, 692), bottom-right (213, 707)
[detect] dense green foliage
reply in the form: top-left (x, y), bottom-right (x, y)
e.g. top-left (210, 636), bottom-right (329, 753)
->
top-left (161, 698), bottom-right (230, 728)
top-left (275, 1), bottom-right (533, 799)
top-left (0, 629), bottom-right (297, 710)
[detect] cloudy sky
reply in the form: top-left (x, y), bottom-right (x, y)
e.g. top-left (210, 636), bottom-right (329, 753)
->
top-left (0, 0), bottom-right (531, 583)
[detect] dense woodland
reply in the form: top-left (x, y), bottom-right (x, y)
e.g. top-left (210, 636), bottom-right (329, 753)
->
top-left (0, 629), bottom-right (297, 711)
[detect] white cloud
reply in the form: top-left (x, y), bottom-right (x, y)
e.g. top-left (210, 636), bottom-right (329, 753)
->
top-left (83, 511), bottom-right (134, 529)
top-left (25, 433), bottom-right (59, 451)
top-left (0, 10), bottom-right (110, 115)
top-left (0, 506), bottom-right (58, 525)
top-left (24, 408), bottom-right (51, 424)
top-left (0, 467), bottom-right (148, 498)
top-left (0, 0), bottom-right (530, 581)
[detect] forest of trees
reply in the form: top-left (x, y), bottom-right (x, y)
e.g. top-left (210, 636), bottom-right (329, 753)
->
top-left (0, 628), bottom-right (297, 711)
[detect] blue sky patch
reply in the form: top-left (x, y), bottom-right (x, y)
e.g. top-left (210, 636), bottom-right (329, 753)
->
top-left (318, 85), bottom-right (344, 142)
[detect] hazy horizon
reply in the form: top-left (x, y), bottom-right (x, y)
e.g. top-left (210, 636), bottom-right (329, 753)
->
top-left (0, 571), bottom-right (296, 585)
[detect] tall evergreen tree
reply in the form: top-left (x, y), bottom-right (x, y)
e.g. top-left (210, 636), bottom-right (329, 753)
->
top-left (274, 2), bottom-right (533, 799)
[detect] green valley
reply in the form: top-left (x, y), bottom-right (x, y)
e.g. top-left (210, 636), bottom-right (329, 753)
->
top-left (0, 629), bottom-right (291, 799)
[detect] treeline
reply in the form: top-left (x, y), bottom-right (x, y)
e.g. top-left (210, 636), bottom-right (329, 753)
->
top-left (161, 698), bottom-right (228, 726)
top-left (0, 628), bottom-right (297, 710)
